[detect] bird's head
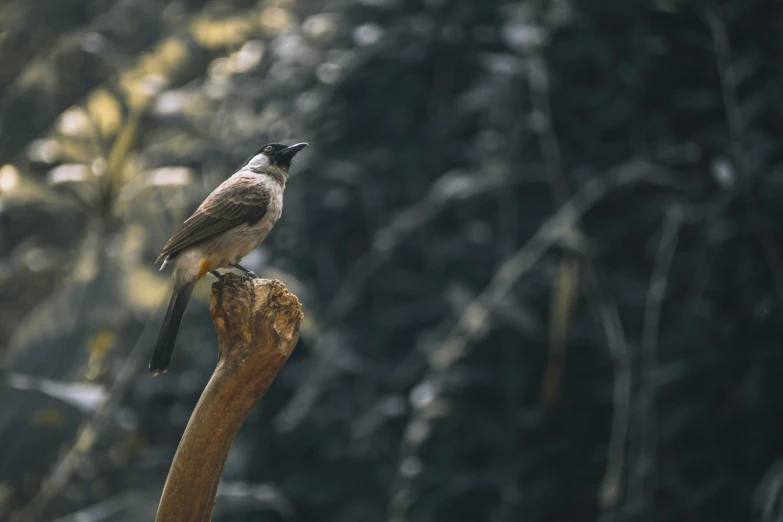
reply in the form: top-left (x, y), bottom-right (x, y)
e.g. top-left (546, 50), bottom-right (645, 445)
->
top-left (242, 142), bottom-right (308, 178)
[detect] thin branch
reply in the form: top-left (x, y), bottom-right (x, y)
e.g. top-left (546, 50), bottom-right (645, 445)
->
top-left (626, 206), bottom-right (683, 518)
top-left (527, 53), bottom-right (569, 204)
top-left (596, 284), bottom-right (633, 518)
top-left (705, 7), bottom-right (747, 169)
top-left (706, 6), bottom-right (783, 320)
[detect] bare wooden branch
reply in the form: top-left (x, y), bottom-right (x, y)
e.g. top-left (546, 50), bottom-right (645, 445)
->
top-left (155, 274), bottom-right (303, 522)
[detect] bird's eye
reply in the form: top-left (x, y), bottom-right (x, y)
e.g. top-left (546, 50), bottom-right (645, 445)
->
top-left (264, 146), bottom-right (273, 153)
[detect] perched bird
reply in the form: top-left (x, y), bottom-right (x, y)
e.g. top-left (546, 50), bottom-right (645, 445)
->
top-left (150, 142), bottom-right (307, 376)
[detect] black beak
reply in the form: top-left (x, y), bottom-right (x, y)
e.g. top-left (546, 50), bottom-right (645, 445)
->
top-left (279, 142), bottom-right (308, 157)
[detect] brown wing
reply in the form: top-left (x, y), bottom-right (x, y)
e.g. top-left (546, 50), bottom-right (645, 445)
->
top-left (155, 176), bottom-right (271, 263)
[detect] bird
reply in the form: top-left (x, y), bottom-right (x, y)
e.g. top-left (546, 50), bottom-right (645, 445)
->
top-left (149, 142), bottom-right (307, 376)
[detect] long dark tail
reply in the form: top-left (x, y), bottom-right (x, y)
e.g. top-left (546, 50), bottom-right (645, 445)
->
top-left (149, 282), bottom-right (195, 376)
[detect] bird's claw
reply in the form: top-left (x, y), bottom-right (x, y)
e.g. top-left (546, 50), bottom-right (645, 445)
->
top-left (231, 263), bottom-right (259, 279)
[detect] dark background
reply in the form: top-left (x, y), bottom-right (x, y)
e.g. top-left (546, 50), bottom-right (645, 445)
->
top-left (2, 0), bottom-right (783, 521)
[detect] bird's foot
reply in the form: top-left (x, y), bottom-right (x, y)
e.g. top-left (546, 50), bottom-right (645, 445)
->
top-left (211, 270), bottom-right (225, 279)
top-left (232, 263), bottom-right (259, 279)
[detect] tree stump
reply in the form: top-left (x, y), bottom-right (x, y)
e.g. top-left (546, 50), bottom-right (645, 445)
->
top-left (155, 274), bottom-right (303, 522)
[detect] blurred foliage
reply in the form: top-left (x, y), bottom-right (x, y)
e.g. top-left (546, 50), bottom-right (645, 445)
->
top-left (1, 0), bottom-right (783, 521)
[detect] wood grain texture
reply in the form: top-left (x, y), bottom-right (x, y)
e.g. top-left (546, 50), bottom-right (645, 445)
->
top-left (155, 274), bottom-right (303, 522)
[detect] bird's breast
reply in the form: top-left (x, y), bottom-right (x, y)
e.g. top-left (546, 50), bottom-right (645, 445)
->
top-left (210, 189), bottom-right (283, 262)
top-left (172, 185), bottom-right (283, 285)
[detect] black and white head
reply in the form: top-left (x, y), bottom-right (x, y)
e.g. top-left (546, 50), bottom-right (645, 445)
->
top-left (241, 143), bottom-right (308, 178)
